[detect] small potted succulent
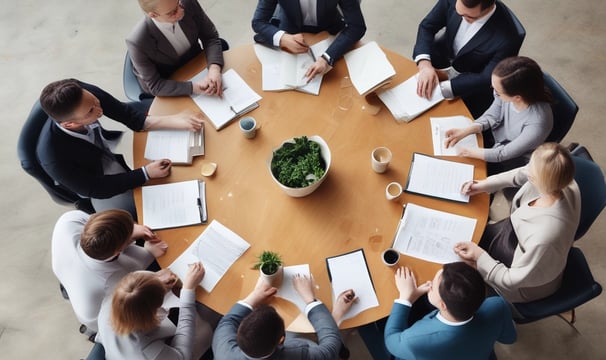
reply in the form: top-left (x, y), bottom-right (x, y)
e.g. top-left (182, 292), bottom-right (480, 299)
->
top-left (253, 251), bottom-right (284, 287)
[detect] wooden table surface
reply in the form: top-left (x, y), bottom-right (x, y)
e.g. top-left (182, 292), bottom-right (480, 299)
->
top-left (133, 35), bottom-right (488, 331)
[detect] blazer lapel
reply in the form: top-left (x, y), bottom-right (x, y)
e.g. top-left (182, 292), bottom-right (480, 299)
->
top-left (145, 17), bottom-right (178, 59)
top-left (456, 18), bottom-right (495, 58)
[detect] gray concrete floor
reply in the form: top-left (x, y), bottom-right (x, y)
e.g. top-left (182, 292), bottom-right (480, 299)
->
top-left (1, 0), bottom-right (605, 359)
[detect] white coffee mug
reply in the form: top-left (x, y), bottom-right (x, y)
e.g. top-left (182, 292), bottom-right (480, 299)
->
top-left (385, 181), bottom-right (403, 201)
top-left (371, 147), bottom-right (392, 173)
top-left (239, 117), bottom-right (257, 139)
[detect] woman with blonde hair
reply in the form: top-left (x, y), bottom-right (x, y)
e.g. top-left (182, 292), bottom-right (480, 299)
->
top-left (454, 143), bottom-right (581, 303)
top-left (96, 263), bottom-right (213, 359)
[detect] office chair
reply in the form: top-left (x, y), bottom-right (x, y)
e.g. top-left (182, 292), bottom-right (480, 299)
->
top-left (123, 39), bottom-right (230, 102)
top-left (570, 150), bottom-right (606, 240)
top-left (84, 342), bottom-right (105, 360)
top-left (512, 247), bottom-right (602, 326)
top-left (500, 1), bottom-right (526, 53)
top-left (17, 101), bottom-right (94, 213)
top-left (544, 71), bottom-right (579, 143)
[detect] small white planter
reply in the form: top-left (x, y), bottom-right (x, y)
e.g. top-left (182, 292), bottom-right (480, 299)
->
top-left (260, 265), bottom-right (284, 287)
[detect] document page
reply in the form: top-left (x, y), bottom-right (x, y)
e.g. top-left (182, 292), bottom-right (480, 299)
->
top-left (326, 249), bottom-right (379, 322)
top-left (344, 41), bottom-right (396, 96)
top-left (392, 203), bottom-right (476, 264)
top-left (276, 264), bottom-right (311, 312)
top-left (169, 220), bottom-right (251, 292)
top-left (142, 180), bottom-right (203, 229)
top-left (405, 153), bottom-right (474, 203)
top-left (377, 74), bottom-right (444, 122)
top-left (430, 116), bottom-right (478, 156)
top-left (144, 129), bottom-right (201, 164)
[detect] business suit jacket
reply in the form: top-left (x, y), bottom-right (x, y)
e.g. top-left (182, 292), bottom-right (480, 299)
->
top-left (252, 0), bottom-right (366, 62)
top-left (126, 0), bottom-right (224, 96)
top-left (384, 297), bottom-right (516, 360)
top-left (413, 0), bottom-right (522, 117)
top-left (212, 303), bottom-right (342, 360)
top-left (37, 81), bottom-right (148, 199)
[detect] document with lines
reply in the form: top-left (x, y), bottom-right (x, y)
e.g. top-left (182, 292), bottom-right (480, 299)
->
top-left (169, 220), bottom-right (251, 292)
top-left (392, 203), bottom-right (476, 264)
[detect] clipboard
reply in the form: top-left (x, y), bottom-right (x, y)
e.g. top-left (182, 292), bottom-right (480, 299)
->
top-left (142, 180), bottom-right (209, 229)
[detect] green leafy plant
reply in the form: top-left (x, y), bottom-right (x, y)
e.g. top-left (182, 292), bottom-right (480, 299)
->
top-left (271, 136), bottom-right (326, 188)
top-left (252, 251), bottom-right (283, 275)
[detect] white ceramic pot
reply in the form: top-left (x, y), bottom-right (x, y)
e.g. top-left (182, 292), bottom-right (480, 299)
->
top-left (260, 265), bottom-right (284, 287)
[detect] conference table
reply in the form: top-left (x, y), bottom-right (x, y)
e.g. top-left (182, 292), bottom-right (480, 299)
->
top-left (133, 34), bottom-right (489, 331)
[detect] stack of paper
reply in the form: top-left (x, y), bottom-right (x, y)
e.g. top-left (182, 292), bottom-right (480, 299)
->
top-left (276, 264), bottom-right (311, 312)
top-left (169, 220), bottom-right (251, 292)
top-left (142, 180), bottom-right (207, 229)
top-left (144, 129), bottom-right (204, 164)
top-left (191, 69), bottom-right (262, 130)
top-left (392, 203), bottom-right (477, 264)
top-left (430, 116), bottom-right (479, 156)
top-left (377, 73), bottom-right (444, 123)
top-left (344, 41), bottom-right (396, 96)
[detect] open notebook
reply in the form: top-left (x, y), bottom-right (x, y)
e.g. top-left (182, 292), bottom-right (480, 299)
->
top-left (344, 41), bottom-right (396, 96)
top-left (377, 73), bottom-right (444, 123)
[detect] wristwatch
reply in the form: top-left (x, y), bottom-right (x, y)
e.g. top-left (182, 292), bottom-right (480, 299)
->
top-left (320, 52), bottom-right (334, 67)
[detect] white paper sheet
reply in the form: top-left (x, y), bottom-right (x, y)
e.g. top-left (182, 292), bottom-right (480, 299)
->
top-left (377, 74), bottom-right (444, 122)
top-left (392, 203), bottom-right (477, 264)
top-left (344, 41), bottom-right (396, 95)
top-left (326, 249), bottom-right (379, 322)
top-left (276, 264), bottom-right (311, 312)
top-left (168, 220), bottom-right (251, 292)
top-left (405, 153), bottom-right (474, 203)
top-left (142, 180), bottom-right (203, 229)
top-left (430, 116), bottom-right (479, 156)
top-left (144, 129), bottom-right (203, 164)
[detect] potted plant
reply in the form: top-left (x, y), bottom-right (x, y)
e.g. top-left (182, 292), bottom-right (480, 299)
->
top-left (253, 251), bottom-right (284, 287)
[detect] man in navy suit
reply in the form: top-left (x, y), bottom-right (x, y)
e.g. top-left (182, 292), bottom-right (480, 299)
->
top-left (37, 79), bottom-right (205, 217)
top-left (414, 0), bottom-right (522, 117)
top-left (252, 0), bottom-right (366, 82)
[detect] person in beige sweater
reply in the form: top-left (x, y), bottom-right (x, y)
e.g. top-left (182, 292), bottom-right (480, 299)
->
top-left (454, 143), bottom-right (581, 303)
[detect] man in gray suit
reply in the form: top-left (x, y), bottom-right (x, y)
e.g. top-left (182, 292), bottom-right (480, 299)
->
top-left (212, 275), bottom-right (356, 359)
top-left (127, 0), bottom-right (225, 97)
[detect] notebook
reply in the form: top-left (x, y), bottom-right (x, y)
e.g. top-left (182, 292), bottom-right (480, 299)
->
top-left (344, 41), bottom-right (396, 96)
top-left (144, 129), bottom-right (204, 165)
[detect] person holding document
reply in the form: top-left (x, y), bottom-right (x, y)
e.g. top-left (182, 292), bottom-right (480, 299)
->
top-left (212, 274), bottom-right (355, 359)
top-left (455, 143), bottom-right (580, 303)
top-left (251, 0), bottom-right (366, 82)
top-left (384, 263), bottom-right (516, 360)
top-left (444, 56), bottom-right (553, 175)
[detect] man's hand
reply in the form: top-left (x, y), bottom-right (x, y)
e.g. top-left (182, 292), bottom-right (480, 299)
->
top-left (394, 266), bottom-right (430, 303)
top-left (279, 33), bottom-right (309, 54)
top-left (416, 60), bottom-right (439, 99)
top-left (169, 110), bottom-right (205, 131)
top-left (293, 274), bottom-right (316, 304)
top-left (144, 159), bottom-right (171, 179)
top-left (454, 241), bottom-right (484, 266)
top-left (193, 64), bottom-right (223, 96)
top-left (132, 223), bottom-right (155, 240)
top-left (305, 57), bottom-right (332, 83)
top-left (332, 289), bottom-right (356, 324)
top-left (183, 262), bottom-right (205, 290)
top-left (144, 238), bottom-right (168, 257)
top-left (243, 277), bottom-right (278, 308)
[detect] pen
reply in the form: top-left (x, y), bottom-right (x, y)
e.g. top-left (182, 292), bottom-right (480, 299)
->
top-left (308, 47), bottom-right (316, 62)
top-left (160, 160), bottom-right (170, 169)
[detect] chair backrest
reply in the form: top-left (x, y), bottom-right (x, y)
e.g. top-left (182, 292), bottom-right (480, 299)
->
top-left (123, 50), bottom-right (145, 102)
top-left (85, 342), bottom-right (105, 360)
top-left (545, 71), bottom-right (579, 143)
top-left (513, 247), bottom-right (602, 324)
top-left (572, 155), bottom-right (606, 240)
top-left (17, 101), bottom-right (85, 205)
top-left (499, 1), bottom-right (526, 53)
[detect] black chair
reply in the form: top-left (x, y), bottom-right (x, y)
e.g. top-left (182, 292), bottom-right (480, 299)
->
top-left (512, 247), bottom-right (602, 326)
top-left (17, 101), bottom-right (94, 213)
top-left (570, 151), bottom-right (606, 240)
top-left (500, 1), bottom-right (526, 53)
top-left (84, 342), bottom-right (105, 360)
top-left (545, 71), bottom-right (579, 143)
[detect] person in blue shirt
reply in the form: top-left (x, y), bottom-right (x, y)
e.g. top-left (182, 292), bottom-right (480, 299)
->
top-left (384, 262), bottom-right (516, 360)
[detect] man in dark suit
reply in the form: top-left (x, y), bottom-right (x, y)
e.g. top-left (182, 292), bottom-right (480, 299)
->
top-left (37, 79), bottom-right (205, 217)
top-left (414, 0), bottom-right (522, 117)
top-left (127, 0), bottom-right (225, 97)
top-left (252, 0), bottom-right (366, 82)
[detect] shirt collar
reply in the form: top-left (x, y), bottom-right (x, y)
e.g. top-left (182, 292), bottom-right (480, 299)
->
top-left (436, 312), bottom-right (473, 326)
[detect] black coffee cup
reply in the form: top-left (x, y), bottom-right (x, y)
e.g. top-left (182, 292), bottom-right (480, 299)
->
top-left (382, 248), bottom-right (400, 266)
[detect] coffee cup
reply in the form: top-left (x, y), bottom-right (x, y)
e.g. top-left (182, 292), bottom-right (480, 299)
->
top-left (381, 248), bottom-right (400, 267)
top-left (371, 147), bottom-right (392, 173)
top-left (239, 117), bottom-right (257, 139)
top-left (385, 182), bottom-right (403, 201)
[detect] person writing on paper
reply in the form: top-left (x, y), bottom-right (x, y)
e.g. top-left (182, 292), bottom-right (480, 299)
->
top-left (454, 143), bottom-right (580, 303)
top-left (384, 263), bottom-right (516, 359)
top-left (252, 0), bottom-right (366, 82)
top-left (128, 0), bottom-right (225, 98)
top-left (414, 0), bottom-right (522, 117)
top-left (96, 263), bottom-right (215, 359)
top-left (212, 274), bottom-right (356, 359)
top-left (444, 56), bottom-right (553, 175)
top-left (51, 209), bottom-right (168, 334)
top-left (38, 79), bottom-right (204, 217)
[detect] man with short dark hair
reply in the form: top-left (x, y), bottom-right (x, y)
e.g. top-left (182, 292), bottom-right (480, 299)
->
top-left (212, 274), bottom-right (355, 359)
top-left (413, 0), bottom-right (522, 117)
top-left (51, 209), bottom-right (168, 333)
top-left (37, 78), bottom-right (204, 216)
top-left (384, 263), bottom-right (516, 359)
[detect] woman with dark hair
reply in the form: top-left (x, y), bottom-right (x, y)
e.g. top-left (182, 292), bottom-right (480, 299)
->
top-left (445, 56), bottom-right (553, 174)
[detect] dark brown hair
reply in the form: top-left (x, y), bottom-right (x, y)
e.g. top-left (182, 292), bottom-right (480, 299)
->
top-left (439, 262), bottom-right (486, 321)
top-left (461, 0), bottom-right (495, 10)
top-left (39, 79), bottom-right (84, 122)
top-left (237, 305), bottom-right (285, 358)
top-left (80, 209), bottom-right (134, 260)
top-left (493, 56), bottom-right (552, 104)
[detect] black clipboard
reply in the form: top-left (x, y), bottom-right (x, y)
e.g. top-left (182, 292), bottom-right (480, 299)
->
top-left (325, 248), bottom-right (375, 291)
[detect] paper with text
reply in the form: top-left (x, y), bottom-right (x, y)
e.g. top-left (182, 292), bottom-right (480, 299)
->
top-left (326, 249), bottom-right (379, 322)
top-left (392, 203), bottom-right (477, 264)
top-left (405, 153), bottom-right (474, 203)
top-left (378, 74), bottom-right (444, 122)
top-left (430, 116), bottom-right (479, 156)
top-left (144, 129), bottom-right (203, 164)
top-left (276, 264), bottom-right (311, 313)
top-left (142, 180), bottom-right (204, 229)
top-left (168, 220), bottom-right (251, 292)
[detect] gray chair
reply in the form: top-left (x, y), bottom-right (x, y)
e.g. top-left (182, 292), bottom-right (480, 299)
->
top-left (84, 342), bottom-right (105, 360)
top-left (545, 71), bottom-right (579, 143)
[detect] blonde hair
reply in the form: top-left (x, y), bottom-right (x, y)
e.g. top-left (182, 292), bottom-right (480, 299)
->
top-left (529, 142), bottom-right (575, 195)
top-left (138, 0), bottom-right (160, 13)
top-left (110, 272), bottom-right (165, 335)
top-left (80, 209), bottom-right (134, 260)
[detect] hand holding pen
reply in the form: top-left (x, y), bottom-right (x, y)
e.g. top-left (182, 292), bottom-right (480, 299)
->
top-left (145, 159), bottom-right (172, 179)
